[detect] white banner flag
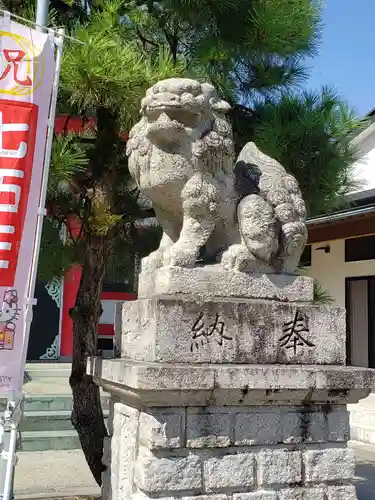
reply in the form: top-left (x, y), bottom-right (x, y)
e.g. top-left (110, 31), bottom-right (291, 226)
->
top-left (0, 16), bottom-right (56, 393)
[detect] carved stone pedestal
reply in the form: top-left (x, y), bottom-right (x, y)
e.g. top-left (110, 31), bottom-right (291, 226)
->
top-left (89, 269), bottom-right (375, 500)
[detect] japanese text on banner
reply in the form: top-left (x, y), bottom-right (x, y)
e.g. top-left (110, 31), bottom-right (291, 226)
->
top-left (0, 19), bottom-right (55, 393)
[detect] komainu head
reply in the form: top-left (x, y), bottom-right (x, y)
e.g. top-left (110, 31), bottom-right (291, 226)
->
top-left (126, 78), bottom-right (235, 183)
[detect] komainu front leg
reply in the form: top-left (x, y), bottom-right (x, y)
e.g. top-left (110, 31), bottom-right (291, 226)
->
top-left (141, 232), bottom-right (173, 274)
top-left (163, 174), bottom-right (218, 267)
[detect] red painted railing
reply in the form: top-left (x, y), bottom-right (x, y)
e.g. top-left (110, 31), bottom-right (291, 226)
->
top-left (54, 114), bottom-right (129, 140)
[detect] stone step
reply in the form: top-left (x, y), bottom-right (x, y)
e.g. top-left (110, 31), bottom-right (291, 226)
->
top-left (349, 395), bottom-right (375, 446)
top-left (25, 363), bottom-right (72, 379)
top-left (20, 409), bottom-right (109, 432)
top-left (23, 395), bottom-right (73, 412)
top-left (19, 394), bottom-right (110, 450)
top-left (20, 430), bottom-right (81, 451)
top-left (349, 393), bottom-right (375, 410)
top-left (20, 410), bottom-right (73, 432)
top-left (23, 394), bottom-right (109, 412)
top-left (351, 411), bottom-right (375, 428)
top-left (350, 425), bottom-right (375, 446)
top-left (350, 408), bottom-right (375, 427)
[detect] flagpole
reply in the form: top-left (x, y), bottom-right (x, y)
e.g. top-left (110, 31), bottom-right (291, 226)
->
top-left (36, 0), bottom-right (49, 27)
top-left (1, 396), bottom-right (21, 500)
top-left (24, 28), bottom-right (65, 315)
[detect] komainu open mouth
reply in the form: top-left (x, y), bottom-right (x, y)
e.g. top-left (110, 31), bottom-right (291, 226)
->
top-left (146, 111), bottom-right (186, 143)
top-left (145, 104), bottom-right (199, 129)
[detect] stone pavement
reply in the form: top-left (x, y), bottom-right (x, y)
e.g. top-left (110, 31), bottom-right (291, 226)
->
top-left (353, 441), bottom-right (375, 499)
top-left (14, 449), bottom-right (100, 499)
top-left (8, 441), bottom-right (375, 499)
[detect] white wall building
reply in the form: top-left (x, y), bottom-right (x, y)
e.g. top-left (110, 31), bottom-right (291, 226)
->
top-left (306, 110), bottom-right (375, 443)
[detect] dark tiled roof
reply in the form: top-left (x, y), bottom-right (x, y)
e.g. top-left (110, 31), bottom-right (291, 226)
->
top-left (349, 108), bottom-right (375, 141)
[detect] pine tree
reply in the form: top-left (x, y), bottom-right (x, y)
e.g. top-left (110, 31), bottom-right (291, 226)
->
top-left (123, 0), bottom-right (361, 214)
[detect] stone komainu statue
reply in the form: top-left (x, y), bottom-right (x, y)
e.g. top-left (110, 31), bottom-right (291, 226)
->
top-left (126, 78), bottom-right (307, 274)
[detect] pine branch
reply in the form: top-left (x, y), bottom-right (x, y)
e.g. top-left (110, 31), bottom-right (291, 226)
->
top-left (252, 88), bottom-right (361, 216)
top-left (136, 26), bottom-right (160, 48)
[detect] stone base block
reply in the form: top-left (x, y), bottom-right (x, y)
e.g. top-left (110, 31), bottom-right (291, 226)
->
top-left (92, 357), bottom-right (375, 500)
top-left (102, 400), bottom-right (358, 500)
top-left (116, 297), bottom-right (346, 364)
top-left (138, 266), bottom-right (314, 303)
top-left (89, 358), bottom-right (375, 406)
top-left (349, 392), bottom-right (375, 444)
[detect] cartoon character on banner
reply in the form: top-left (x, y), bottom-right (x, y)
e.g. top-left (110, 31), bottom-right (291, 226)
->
top-left (0, 290), bottom-right (20, 351)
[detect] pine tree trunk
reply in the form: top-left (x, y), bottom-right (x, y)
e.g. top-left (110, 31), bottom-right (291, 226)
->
top-left (69, 233), bottom-right (111, 486)
top-left (69, 106), bottom-right (119, 486)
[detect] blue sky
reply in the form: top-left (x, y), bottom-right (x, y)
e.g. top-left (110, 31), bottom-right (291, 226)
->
top-left (306, 0), bottom-right (375, 117)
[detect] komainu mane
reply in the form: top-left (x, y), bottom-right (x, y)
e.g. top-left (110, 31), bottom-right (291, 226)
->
top-left (126, 78), bottom-right (307, 274)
